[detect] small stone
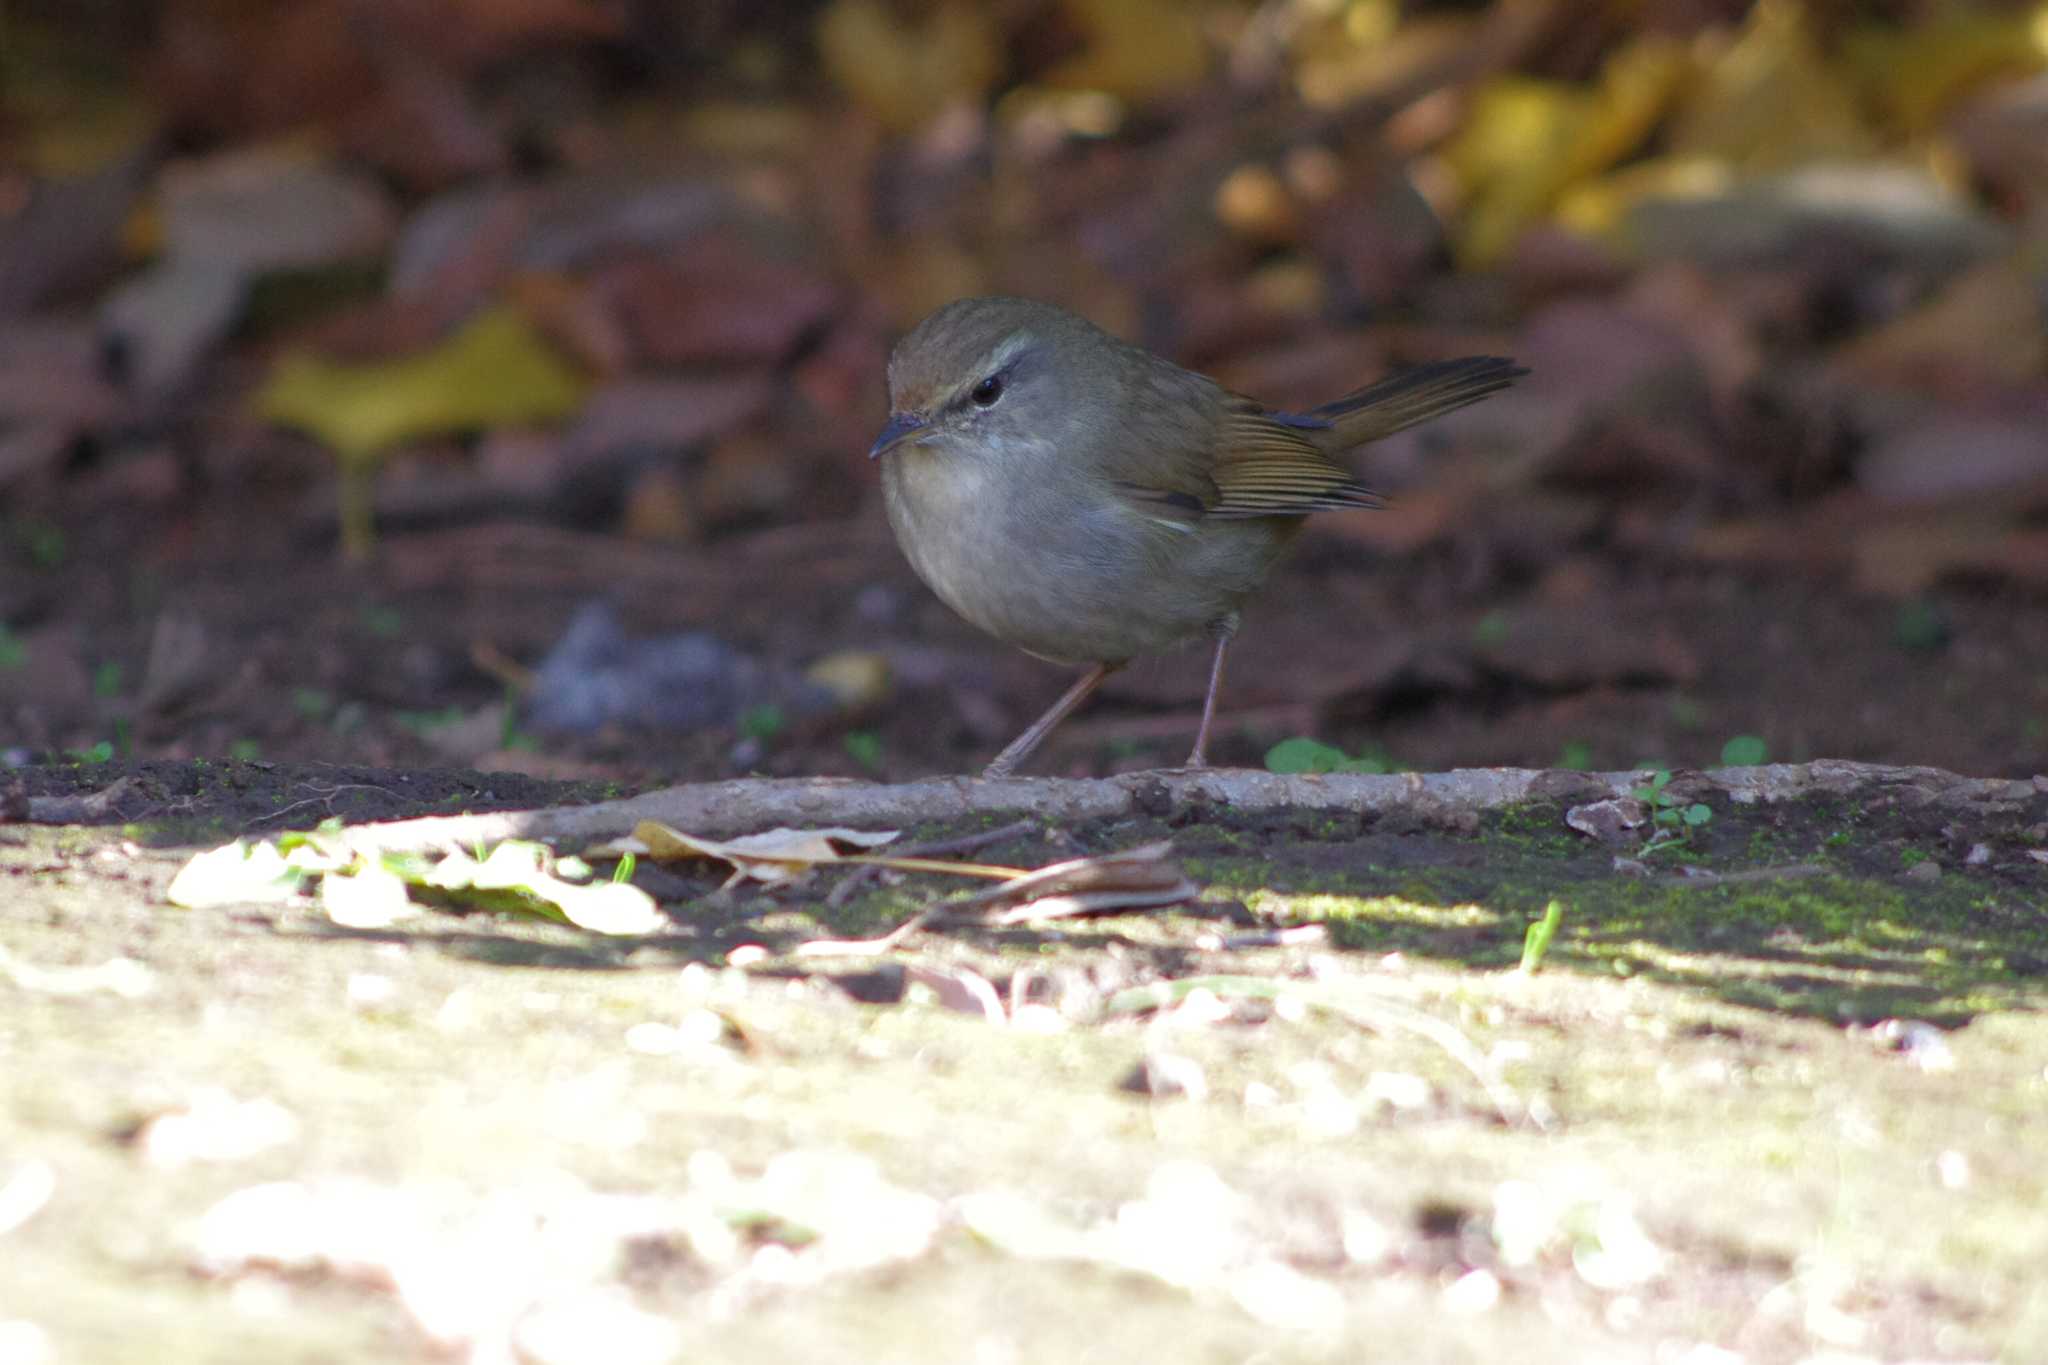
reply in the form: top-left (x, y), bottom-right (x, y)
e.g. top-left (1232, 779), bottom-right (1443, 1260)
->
top-left (1873, 1018), bottom-right (1955, 1072)
top-left (1121, 1052), bottom-right (1207, 1101)
top-left (1567, 797), bottom-right (1649, 842)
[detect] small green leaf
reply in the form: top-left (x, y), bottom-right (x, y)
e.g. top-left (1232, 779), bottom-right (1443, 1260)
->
top-left (1893, 599), bottom-right (1949, 652)
top-left (359, 605), bottom-right (403, 637)
top-left (394, 705), bottom-right (466, 736)
top-left (1719, 734), bottom-right (1768, 766)
top-left (1470, 610), bottom-right (1510, 647)
top-left (1682, 802), bottom-right (1713, 826)
top-left (740, 704), bottom-right (786, 742)
top-left (1265, 737), bottom-right (1349, 774)
top-left (844, 730), bottom-right (883, 770)
top-left (24, 523), bottom-right (67, 567)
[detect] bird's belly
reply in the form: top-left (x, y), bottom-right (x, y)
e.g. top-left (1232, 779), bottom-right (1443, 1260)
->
top-left (882, 451), bottom-right (1292, 664)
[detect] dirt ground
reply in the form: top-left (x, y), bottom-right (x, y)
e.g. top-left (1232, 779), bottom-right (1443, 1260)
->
top-left (8, 478), bottom-right (2048, 786)
top-left (3, 748), bottom-right (2045, 1363)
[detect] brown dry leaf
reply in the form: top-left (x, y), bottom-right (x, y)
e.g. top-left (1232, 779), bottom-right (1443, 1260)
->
top-left (619, 465), bottom-right (698, 543)
top-left (1855, 414), bottom-right (2048, 506)
top-left (160, 143), bottom-right (397, 274)
top-left (1464, 599), bottom-right (1702, 691)
top-left (1834, 257), bottom-right (2048, 391)
top-left (1487, 296), bottom-right (1705, 478)
top-left (1946, 72), bottom-right (2048, 211)
top-left (593, 249), bottom-right (839, 368)
top-left (604, 823), bottom-right (905, 887)
top-left (562, 376), bottom-right (775, 467)
top-left (1848, 505), bottom-right (2031, 597)
top-left (904, 963), bottom-right (1005, 1023)
top-left (816, 0), bottom-right (1002, 134)
top-left (940, 842), bottom-right (1196, 924)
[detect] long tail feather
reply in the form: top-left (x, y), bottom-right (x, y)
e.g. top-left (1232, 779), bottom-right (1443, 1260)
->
top-left (1306, 356), bottom-right (1525, 446)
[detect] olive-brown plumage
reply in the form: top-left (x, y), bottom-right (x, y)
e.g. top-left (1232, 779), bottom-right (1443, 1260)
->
top-left (871, 297), bottom-right (1522, 777)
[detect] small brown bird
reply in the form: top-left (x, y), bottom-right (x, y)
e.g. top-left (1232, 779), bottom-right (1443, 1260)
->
top-left (870, 297), bottom-right (1523, 777)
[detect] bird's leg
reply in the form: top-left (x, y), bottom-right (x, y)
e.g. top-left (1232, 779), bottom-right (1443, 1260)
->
top-left (983, 663), bottom-right (1118, 779)
top-left (1185, 620), bottom-right (1236, 769)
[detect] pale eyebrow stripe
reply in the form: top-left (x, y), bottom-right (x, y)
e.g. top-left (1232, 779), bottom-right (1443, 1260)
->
top-left (981, 332), bottom-right (1034, 376)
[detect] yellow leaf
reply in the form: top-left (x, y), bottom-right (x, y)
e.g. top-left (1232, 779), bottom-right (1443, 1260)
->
top-left (816, 0), bottom-right (1002, 134)
top-left (1554, 156), bottom-right (1734, 241)
top-left (1845, 11), bottom-right (2048, 135)
top-left (1666, 0), bottom-right (1876, 170)
top-left (1558, 36), bottom-right (1691, 187)
top-left (1447, 36), bottom-right (1691, 267)
top-left (1040, 0), bottom-right (1210, 104)
top-left (1445, 78), bottom-right (1591, 267)
top-left (805, 651), bottom-right (892, 708)
top-left (256, 305), bottom-right (586, 465)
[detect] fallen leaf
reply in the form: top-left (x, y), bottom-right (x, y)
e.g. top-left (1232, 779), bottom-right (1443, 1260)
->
top-left (258, 304), bottom-right (586, 555)
top-left (166, 840), bottom-right (320, 909)
top-left (611, 823), bottom-right (907, 887)
top-left (1040, 0), bottom-right (1210, 104)
top-left (905, 963), bottom-right (1005, 1024)
top-left (1855, 412), bottom-right (2048, 504)
top-left (258, 305), bottom-right (586, 464)
top-left (816, 0), bottom-right (1002, 133)
top-left (942, 841), bottom-right (1196, 923)
top-left (321, 864), bottom-right (417, 928)
top-left (1665, 2), bottom-right (1876, 169)
top-left (160, 143), bottom-right (398, 273)
top-left (1835, 257), bottom-right (2048, 390)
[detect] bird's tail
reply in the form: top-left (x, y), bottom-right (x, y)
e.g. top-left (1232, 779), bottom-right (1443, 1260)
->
top-left (1309, 356), bottom-right (1525, 447)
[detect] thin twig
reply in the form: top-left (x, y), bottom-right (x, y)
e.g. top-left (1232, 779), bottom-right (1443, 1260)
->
top-left (824, 819), bottom-right (1039, 907)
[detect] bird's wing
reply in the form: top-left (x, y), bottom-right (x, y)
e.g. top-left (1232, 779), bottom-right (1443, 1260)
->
top-left (1202, 399), bottom-right (1383, 519)
top-left (1107, 355), bottom-right (1524, 524)
top-left (1105, 395), bottom-right (1379, 524)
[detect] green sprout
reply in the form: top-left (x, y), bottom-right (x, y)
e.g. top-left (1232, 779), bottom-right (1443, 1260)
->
top-left (1631, 769), bottom-right (1712, 855)
top-left (1265, 737), bottom-right (1395, 775)
top-left (1520, 900), bottom-right (1565, 974)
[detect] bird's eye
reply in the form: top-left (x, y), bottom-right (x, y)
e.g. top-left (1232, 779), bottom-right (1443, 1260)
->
top-left (970, 374), bottom-right (1005, 407)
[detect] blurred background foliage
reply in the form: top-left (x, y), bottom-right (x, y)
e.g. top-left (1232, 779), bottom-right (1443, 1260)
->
top-left (0, 0), bottom-right (2045, 777)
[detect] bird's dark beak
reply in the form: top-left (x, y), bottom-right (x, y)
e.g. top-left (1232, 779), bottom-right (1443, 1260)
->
top-left (868, 411), bottom-right (927, 460)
